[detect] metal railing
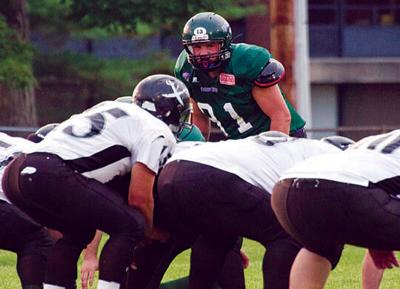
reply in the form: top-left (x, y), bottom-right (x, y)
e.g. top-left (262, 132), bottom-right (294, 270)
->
top-left (209, 125), bottom-right (400, 141)
top-left (307, 125), bottom-right (399, 134)
top-left (0, 126), bottom-right (38, 133)
top-left (1, 125), bottom-right (399, 140)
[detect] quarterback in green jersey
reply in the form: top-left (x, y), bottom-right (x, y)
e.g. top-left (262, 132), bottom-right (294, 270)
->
top-left (175, 12), bottom-right (306, 140)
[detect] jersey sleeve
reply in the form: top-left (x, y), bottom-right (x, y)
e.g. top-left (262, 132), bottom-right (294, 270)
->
top-left (135, 131), bottom-right (176, 173)
top-left (174, 50), bottom-right (189, 83)
top-left (178, 124), bottom-right (206, 142)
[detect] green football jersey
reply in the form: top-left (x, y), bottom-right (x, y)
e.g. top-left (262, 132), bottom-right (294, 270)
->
top-left (174, 43), bottom-right (305, 139)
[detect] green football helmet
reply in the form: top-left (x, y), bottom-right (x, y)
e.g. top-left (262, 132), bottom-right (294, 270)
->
top-left (182, 12), bottom-right (232, 71)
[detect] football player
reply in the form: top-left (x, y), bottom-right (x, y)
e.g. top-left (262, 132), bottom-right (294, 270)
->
top-left (272, 130), bottom-right (400, 289)
top-left (81, 95), bottom-right (245, 289)
top-left (2, 74), bottom-right (191, 289)
top-left (0, 126), bottom-right (57, 289)
top-left (156, 131), bottom-right (352, 289)
top-left (174, 12), bottom-right (306, 140)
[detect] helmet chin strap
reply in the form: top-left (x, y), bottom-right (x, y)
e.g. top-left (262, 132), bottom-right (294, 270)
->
top-left (189, 47), bottom-right (231, 72)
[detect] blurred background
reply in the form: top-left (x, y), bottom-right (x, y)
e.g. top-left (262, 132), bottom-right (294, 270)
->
top-left (0, 0), bottom-right (399, 140)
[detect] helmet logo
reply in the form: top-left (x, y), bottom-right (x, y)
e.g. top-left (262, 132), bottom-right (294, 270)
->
top-left (192, 27), bottom-right (209, 41)
top-left (163, 80), bottom-right (186, 106)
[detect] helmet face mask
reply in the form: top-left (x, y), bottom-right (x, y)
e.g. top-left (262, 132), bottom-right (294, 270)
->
top-left (182, 12), bottom-right (232, 71)
top-left (132, 74), bottom-right (192, 137)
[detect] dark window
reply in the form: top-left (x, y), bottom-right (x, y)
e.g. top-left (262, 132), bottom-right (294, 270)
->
top-left (310, 0), bottom-right (336, 4)
top-left (343, 0), bottom-right (400, 26)
top-left (345, 0), bottom-right (393, 4)
top-left (345, 9), bottom-right (373, 25)
top-left (309, 8), bottom-right (337, 24)
top-left (378, 9), bottom-right (399, 25)
top-left (395, 9), bottom-right (400, 24)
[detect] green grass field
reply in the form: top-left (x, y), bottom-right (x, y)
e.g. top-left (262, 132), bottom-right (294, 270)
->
top-left (1, 239), bottom-right (399, 288)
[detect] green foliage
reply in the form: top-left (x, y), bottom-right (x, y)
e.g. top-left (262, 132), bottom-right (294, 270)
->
top-left (0, 16), bottom-right (36, 88)
top-left (27, 0), bottom-right (264, 41)
top-left (34, 51), bottom-right (175, 98)
top-left (61, 0), bottom-right (260, 35)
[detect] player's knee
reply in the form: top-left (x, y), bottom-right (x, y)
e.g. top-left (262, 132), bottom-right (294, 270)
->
top-left (264, 238), bottom-right (301, 268)
top-left (118, 211), bottom-right (146, 241)
top-left (312, 244), bottom-right (344, 269)
top-left (18, 228), bottom-right (54, 258)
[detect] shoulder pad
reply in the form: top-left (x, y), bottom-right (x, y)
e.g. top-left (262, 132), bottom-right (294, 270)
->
top-left (254, 58), bottom-right (285, 87)
top-left (174, 50), bottom-right (192, 85)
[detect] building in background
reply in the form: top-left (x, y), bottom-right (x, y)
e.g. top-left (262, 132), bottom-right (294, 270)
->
top-left (29, 0), bottom-right (400, 140)
top-left (241, 0), bottom-right (400, 140)
top-left (307, 0), bottom-right (400, 140)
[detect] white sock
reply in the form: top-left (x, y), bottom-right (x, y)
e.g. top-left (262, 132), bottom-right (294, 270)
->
top-left (43, 284), bottom-right (65, 289)
top-left (97, 280), bottom-right (120, 289)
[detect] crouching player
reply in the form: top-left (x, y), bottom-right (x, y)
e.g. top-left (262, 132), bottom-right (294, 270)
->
top-left (2, 74), bottom-right (190, 289)
top-left (0, 125), bottom-right (56, 289)
top-left (156, 132), bottom-right (352, 289)
top-left (272, 130), bottom-right (400, 289)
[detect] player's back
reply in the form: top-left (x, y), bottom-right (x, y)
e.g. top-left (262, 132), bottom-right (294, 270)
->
top-left (283, 129), bottom-right (400, 189)
top-left (169, 132), bottom-right (340, 192)
top-left (27, 101), bottom-right (176, 183)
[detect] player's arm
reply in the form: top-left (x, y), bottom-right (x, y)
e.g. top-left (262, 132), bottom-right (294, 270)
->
top-left (252, 84), bottom-right (291, 134)
top-left (128, 162), bottom-right (156, 235)
top-left (191, 98), bottom-right (211, 140)
top-left (81, 230), bottom-right (103, 289)
top-left (252, 58), bottom-right (291, 134)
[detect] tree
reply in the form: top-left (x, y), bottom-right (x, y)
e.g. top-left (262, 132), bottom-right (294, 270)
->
top-left (0, 0), bottom-right (261, 126)
top-left (0, 0), bottom-right (37, 127)
top-left (66, 0), bottom-right (258, 34)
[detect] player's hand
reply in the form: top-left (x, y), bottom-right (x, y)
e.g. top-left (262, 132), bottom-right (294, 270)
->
top-left (81, 254), bottom-right (99, 289)
top-left (368, 249), bottom-right (399, 269)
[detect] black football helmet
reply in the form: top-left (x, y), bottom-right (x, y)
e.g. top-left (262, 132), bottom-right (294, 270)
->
top-left (132, 74), bottom-right (192, 135)
top-left (27, 123), bottom-right (59, 143)
top-left (182, 12), bottom-right (232, 71)
top-left (320, 135), bottom-right (355, 151)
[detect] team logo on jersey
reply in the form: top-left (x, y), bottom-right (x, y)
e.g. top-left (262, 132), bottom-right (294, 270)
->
top-left (200, 87), bottom-right (218, 93)
top-left (219, 73), bottom-right (235, 86)
top-left (192, 27), bottom-right (209, 41)
top-left (182, 72), bottom-right (190, 82)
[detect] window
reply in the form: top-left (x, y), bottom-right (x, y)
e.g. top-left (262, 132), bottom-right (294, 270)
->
top-left (310, 0), bottom-right (336, 4)
top-left (309, 8), bottom-right (337, 24)
top-left (345, 9), bottom-right (373, 25)
top-left (343, 0), bottom-right (400, 26)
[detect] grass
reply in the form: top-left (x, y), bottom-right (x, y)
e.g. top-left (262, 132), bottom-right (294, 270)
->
top-left (1, 239), bottom-right (400, 289)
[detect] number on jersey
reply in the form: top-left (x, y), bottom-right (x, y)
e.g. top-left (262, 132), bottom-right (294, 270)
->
top-left (197, 102), bottom-right (253, 135)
